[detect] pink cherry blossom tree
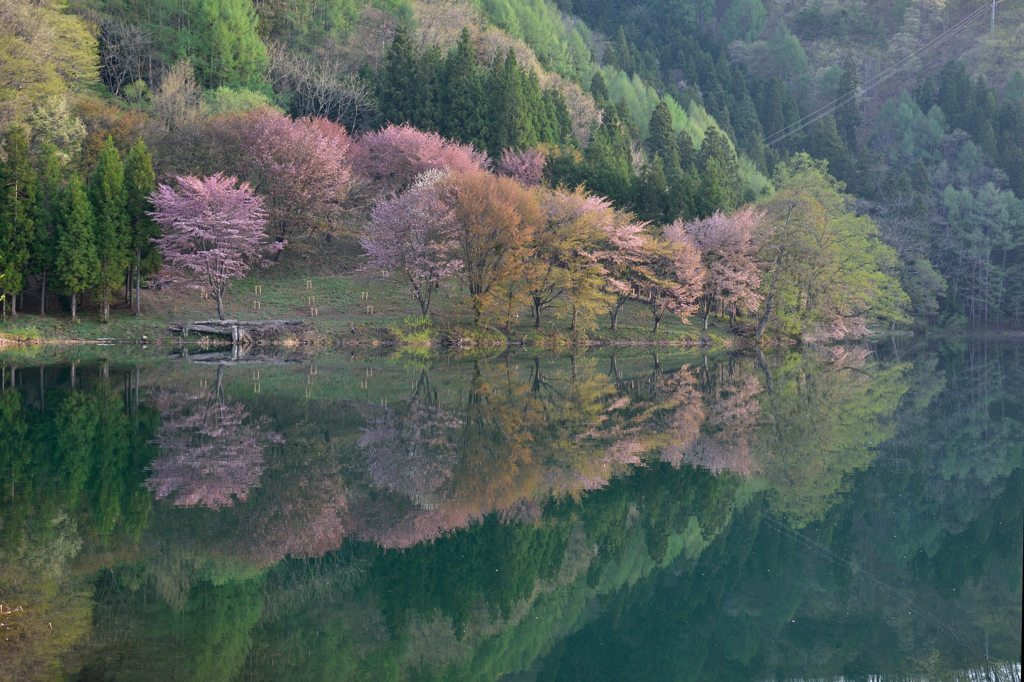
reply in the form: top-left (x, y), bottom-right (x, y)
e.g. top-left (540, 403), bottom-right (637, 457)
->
top-left (645, 236), bottom-right (705, 334)
top-left (361, 169), bottom-right (463, 316)
top-left (149, 173), bottom-right (282, 320)
top-left (496, 148), bottom-right (546, 186)
top-left (352, 123), bottom-right (488, 196)
top-left (665, 207), bottom-right (763, 330)
top-left (211, 107), bottom-right (353, 239)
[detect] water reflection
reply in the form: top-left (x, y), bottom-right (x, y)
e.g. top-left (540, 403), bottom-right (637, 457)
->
top-left (0, 340), bottom-right (1020, 680)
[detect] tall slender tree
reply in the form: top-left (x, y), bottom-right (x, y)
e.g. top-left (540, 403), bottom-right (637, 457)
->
top-left (0, 127), bottom-right (39, 316)
top-left (89, 137), bottom-right (129, 320)
top-left (56, 173), bottom-right (99, 321)
top-left (123, 138), bottom-right (157, 315)
top-left (34, 144), bottom-right (63, 315)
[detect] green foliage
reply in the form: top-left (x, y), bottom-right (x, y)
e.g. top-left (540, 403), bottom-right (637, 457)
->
top-left (719, 0), bottom-right (766, 43)
top-left (193, 0), bottom-right (269, 91)
top-left (88, 137), bottom-right (129, 318)
top-left (480, 0), bottom-right (595, 83)
top-left (55, 173), bottom-right (99, 303)
top-left (0, 127), bottom-right (39, 305)
top-left (204, 86), bottom-right (278, 116)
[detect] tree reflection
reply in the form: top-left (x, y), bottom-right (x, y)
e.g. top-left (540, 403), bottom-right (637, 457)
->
top-left (145, 366), bottom-right (283, 509)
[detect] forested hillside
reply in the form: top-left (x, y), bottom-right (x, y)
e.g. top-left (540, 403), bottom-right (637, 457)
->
top-left (1, 0), bottom-right (1022, 334)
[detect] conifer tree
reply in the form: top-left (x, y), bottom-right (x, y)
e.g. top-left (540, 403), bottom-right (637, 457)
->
top-left (379, 26), bottom-right (431, 128)
top-left (698, 126), bottom-right (741, 211)
top-left (195, 0), bottom-right (269, 90)
top-left (807, 115), bottom-right (853, 183)
top-left (89, 137), bottom-right (129, 321)
top-left (441, 29), bottom-right (486, 148)
top-left (56, 173), bottom-right (99, 321)
top-left (637, 156), bottom-right (669, 223)
top-left (34, 144), bottom-right (63, 315)
top-left (835, 57), bottom-right (861, 151)
top-left (0, 127), bottom-right (38, 316)
top-left (124, 138), bottom-right (157, 315)
top-left (591, 72), bottom-right (609, 107)
top-left (486, 49), bottom-right (538, 155)
top-left (583, 110), bottom-right (636, 207)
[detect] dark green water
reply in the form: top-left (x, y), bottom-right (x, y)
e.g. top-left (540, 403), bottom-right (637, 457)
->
top-left (0, 339), bottom-right (1021, 681)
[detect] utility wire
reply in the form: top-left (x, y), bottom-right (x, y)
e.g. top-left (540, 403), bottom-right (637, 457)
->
top-left (761, 0), bottom-right (1003, 149)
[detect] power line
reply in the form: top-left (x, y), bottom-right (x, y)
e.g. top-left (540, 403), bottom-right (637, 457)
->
top-left (761, 0), bottom-right (1003, 149)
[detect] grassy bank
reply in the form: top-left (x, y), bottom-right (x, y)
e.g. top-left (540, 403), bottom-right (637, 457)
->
top-left (0, 235), bottom-right (738, 349)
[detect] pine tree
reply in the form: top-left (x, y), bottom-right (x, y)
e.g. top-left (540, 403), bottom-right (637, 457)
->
top-left (56, 173), bottom-right (99, 321)
top-left (441, 28), bottom-right (486, 147)
top-left (123, 138), bottom-right (157, 315)
top-left (89, 137), bottom-right (129, 321)
top-left (835, 57), bottom-right (861, 151)
top-left (34, 144), bottom-right (63, 315)
top-left (486, 49), bottom-right (538, 155)
top-left (0, 127), bottom-right (39, 316)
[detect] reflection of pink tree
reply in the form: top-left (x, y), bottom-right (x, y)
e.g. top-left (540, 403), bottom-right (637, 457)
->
top-left (146, 378), bottom-right (284, 508)
top-left (359, 383), bottom-right (464, 508)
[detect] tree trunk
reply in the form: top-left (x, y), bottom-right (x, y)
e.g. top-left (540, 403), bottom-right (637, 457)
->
top-left (609, 298), bottom-right (626, 331)
top-left (71, 292), bottom-right (78, 321)
top-left (652, 315), bottom-right (661, 335)
top-left (135, 249), bottom-right (142, 315)
top-left (40, 271), bottom-right (46, 316)
top-left (102, 292), bottom-right (110, 321)
top-left (756, 293), bottom-right (774, 341)
top-left (534, 299), bottom-right (542, 329)
top-left (11, 293), bottom-right (16, 317)
top-left (702, 313), bottom-right (710, 330)
top-left (216, 291), bottom-right (226, 320)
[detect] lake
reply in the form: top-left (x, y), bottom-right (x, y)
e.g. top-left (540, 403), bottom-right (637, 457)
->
top-left (1, 338), bottom-right (1021, 681)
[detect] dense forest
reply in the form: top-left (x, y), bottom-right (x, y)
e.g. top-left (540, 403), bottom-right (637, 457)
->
top-left (2, 0), bottom-right (1023, 334)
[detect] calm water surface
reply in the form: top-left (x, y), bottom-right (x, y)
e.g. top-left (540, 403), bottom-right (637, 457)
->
top-left (0, 339), bottom-right (1021, 681)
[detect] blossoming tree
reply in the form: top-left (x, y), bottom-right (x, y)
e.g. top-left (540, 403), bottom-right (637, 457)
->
top-left (149, 173), bottom-right (282, 320)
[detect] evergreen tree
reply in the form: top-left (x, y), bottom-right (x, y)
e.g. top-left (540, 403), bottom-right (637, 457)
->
top-left (486, 49), bottom-right (539, 155)
top-left (591, 71), bottom-right (609, 107)
top-left (582, 110), bottom-right (636, 207)
top-left (56, 173), bottom-right (99, 321)
top-left (637, 156), bottom-right (669, 223)
top-left (379, 26), bottom-right (434, 128)
top-left (698, 126), bottom-right (741, 209)
top-left (88, 137), bottom-right (129, 321)
top-left (440, 29), bottom-right (486, 147)
top-left (835, 57), bottom-right (861, 151)
top-left (807, 115), bottom-right (854, 183)
top-left (123, 138), bottom-right (157, 316)
top-left (1007, 70), bottom-right (1024, 101)
top-left (0, 127), bottom-right (39, 316)
top-left (195, 0), bottom-right (269, 90)
top-left (33, 144), bottom-right (63, 315)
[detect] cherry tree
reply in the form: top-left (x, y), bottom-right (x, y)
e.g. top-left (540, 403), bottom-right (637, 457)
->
top-left (352, 123), bottom-right (488, 196)
top-left (645, 236), bottom-right (705, 334)
top-left (666, 207), bottom-right (763, 330)
top-left (212, 107), bottom-right (353, 239)
top-left (361, 169), bottom-right (463, 316)
top-left (149, 173), bottom-right (282, 320)
top-left (496, 148), bottom-right (546, 186)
